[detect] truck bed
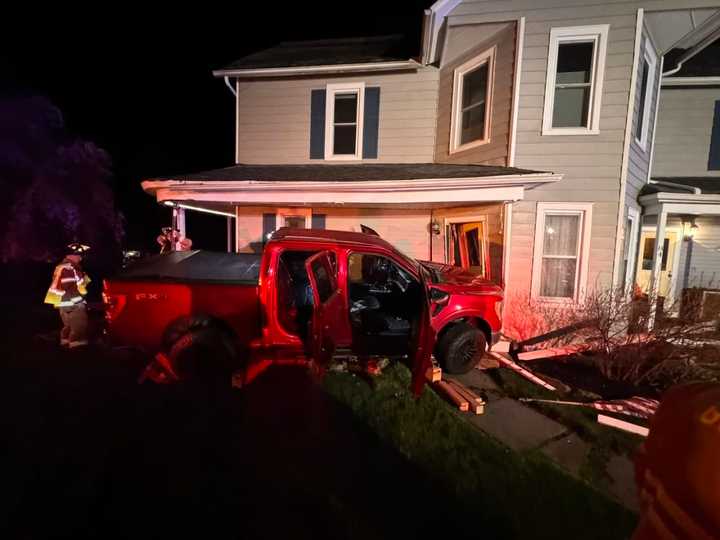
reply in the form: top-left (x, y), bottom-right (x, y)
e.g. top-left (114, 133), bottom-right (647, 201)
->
top-left (117, 250), bottom-right (262, 284)
top-left (105, 251), bottom-right (262, 351)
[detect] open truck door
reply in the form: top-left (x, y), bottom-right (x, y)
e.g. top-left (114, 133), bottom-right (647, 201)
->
top-left (410, 266), bottom-right (435, 397)
top-left (305, 251), bottom-right (346, 368)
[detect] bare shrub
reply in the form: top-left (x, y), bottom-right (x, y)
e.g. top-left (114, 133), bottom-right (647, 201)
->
top-left (505, 288), bottom-right (719, 390)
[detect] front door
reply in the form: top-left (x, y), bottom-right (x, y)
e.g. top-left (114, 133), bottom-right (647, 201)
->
top-left (447, 221), bottom-right (488, 277)
top-left (305, 250), bottom-right (347, 367)
top-left (636, 230), bottom-right (680, 298)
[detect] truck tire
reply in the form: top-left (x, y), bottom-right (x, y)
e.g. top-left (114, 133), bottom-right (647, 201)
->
top-left (162, 316), bottom-right (238, 382)
top-left (436, 322), bottom-right (487, 375)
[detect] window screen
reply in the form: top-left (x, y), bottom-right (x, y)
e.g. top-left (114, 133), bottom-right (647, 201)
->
top-left (540, 214), bottom-right (581, 298)
top-left (460, 63), bottom-right (489, 145)
top-left (636, 58), bottom-right (650, 141)
top-left (333, 93), bottom-right (358, 155)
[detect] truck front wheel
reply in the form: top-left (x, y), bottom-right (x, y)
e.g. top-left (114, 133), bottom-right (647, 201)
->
top-left (436, 322), bottom-right (487, 375)
top-left (163, 316), bottom-right (238, 382)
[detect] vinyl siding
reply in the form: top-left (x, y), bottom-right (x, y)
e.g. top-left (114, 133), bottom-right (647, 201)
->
top-left (625, 27), bottom-right (660, 211)
top-left (435, 22), bottom-right (516, 166)
top-left (234, 206), bottom-right (432, 260)
top-left (235, 69), bottom-right (439, 164)
top-left (653, 87), bottom-right (720, 178)
top-left (447, 1), bottom-right (648, 293)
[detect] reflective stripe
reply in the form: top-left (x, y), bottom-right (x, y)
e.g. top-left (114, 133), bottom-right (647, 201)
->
top-left (61, 278), bottom-right (76, 283)
top-left (56, 301), bottom-right (76, 307)
top-left (70, 296), bottom-right (84, 303)
top-left (68, 340), bottom-right (88, 348)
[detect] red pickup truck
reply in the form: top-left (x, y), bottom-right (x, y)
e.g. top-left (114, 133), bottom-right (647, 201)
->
top-left (104, 229), bottom-right (503, 394)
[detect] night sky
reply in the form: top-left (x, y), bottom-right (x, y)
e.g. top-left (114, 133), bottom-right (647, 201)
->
top-left (2, 3), bottom-right (430, 252)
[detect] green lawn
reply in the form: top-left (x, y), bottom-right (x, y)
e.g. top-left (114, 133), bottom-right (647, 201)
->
top-left (323, 364), bottom-right (637, 540)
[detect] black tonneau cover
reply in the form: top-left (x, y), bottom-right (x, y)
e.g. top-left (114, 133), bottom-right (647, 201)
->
top-left (116, 251), bottom-right (261, 284)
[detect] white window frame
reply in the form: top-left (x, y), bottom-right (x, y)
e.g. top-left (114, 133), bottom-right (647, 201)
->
top-left (449, 46), bottom-right (496, 154)
top-left (542, 25), bottom-right (609, 136)
top-left (623, 206), bottom-right (641, 293)
top-left (324, 82), bottom-right (365, 161)
top-left (634, 39), bottom-right (658, 151)
top-left (276, 207), bottom-right (312, 229)
top-left (531, 202), bottom-right (593, 303)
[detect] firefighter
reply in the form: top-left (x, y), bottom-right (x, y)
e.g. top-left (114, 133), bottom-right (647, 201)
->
top-left (44, 243), bottom-right (91, 348)
top-left (633, 382), bottom-right (720, 539)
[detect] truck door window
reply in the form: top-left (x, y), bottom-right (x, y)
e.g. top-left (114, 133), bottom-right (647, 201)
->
top-left (277, 250), bottom-right (318, 336)
top-left (309, 252), bottom-right (337, 303)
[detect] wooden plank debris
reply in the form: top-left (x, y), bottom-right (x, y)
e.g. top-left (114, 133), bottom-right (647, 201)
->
top-left (488, 352), bottom-right (557, 391)
top-left (446, 379), bottom-right (485, 415)
top-left (425, 362), bottom-right (442, 383)
top-left (433, 380), bottom-right (469, 411)
top-left (597, 414), bottom-right (649, 437)
top-left (515, 318), bottom-right (596, 351)
top-left (516, 345), bottom-right (587, 361)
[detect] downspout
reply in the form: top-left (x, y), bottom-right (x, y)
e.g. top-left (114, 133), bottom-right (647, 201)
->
top-left (223, 76), bottom-right (237, 97)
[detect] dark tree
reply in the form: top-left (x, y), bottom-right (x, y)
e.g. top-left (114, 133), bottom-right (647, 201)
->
top-left (0, 96), bottom-right (124, 265)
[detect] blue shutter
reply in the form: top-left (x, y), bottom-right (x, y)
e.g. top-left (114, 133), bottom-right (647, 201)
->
top-left (310, 89), bottom-right (326, 159)
top-left (311, 214), bottom-right (326, 229)
top-left (362, 87), bottom-right (380, 159)
top-left (708, 100), bottom-right (720, 170)
top-left (262, 213), bottom-right (276, 245)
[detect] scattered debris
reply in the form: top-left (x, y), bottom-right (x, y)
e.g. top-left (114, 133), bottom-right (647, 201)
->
top-left (517, 345), bottom-right (587, 362)
top-left (597, 414), bottom-right (649, 437)
top-left (446, 378), bottom-right (485, 415)
top-left (433, 380), bottom-right (469, 412)
top-left (425, 357), bottom-right (442, 383)
top-left (519, 396), bottom-right (659, 420)
top-left (488, 352), bottom-right (557, 391)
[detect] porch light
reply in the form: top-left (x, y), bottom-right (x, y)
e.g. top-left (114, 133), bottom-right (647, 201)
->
top-left (430, 219), bottom-right (441, 235)
top-left (163, 200), bottom-right (176, 207)
top-left (682, 217), bottom-right (698, 241)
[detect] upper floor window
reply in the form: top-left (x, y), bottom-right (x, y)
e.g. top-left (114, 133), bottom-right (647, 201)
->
top-left (542, 25), bottom-right (609, 136)
top-left (450, 47), bottom-right (495, 153)
top-left (634, 39), bottom-right (658, 150)
top-left (324, 82), bottom-right (365, 160)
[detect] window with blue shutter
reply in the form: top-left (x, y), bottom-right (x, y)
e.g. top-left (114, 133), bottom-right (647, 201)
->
top-left (311, 214), bottom-right (326, 229)
top-left (709, 100), bottom-right (720, 170)
top-left (362, 87), bottom-right (380, 159)
top-left (310, 89), bottom-right (326, 159)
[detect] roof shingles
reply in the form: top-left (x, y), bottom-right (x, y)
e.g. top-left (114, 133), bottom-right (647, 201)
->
top-left (156, 163), bottom-right (549, 183)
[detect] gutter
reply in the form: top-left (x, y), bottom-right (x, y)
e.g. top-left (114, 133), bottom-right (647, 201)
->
top-left (662, 76), bottom-right (720, 87)
top-left (649, 179), bottom-right (701, 194)
top-left (141, 173), bottom-right (563, 196)
top-left (663, 12), bottom-right (720, 76)
top-left (212, 60), bottom-right (422, 79)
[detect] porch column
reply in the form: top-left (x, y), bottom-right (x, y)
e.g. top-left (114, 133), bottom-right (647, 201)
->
top-left (648, 205), bottom-right (667, 328)
top-left (227, 216), bottom-right (233, 253)
top-left (171, 206), bottom-right (186, 251)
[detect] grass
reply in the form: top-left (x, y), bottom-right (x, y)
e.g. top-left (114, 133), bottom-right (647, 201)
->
top-left (323, 363), bottom-right (637, 540)
top-left (488, 368), bottom-right (644, 490)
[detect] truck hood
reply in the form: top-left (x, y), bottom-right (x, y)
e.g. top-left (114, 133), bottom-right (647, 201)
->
top-left (419, 261), bottom-right (503, 295)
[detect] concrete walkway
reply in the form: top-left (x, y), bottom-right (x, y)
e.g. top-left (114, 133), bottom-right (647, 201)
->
top-left (450, 368), bottom-right (639, 511)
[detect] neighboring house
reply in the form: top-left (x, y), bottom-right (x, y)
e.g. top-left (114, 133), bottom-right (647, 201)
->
top-left (639, 38), bottom-right (720, 309)
top-left (141, 0), bottom-right (720, 325)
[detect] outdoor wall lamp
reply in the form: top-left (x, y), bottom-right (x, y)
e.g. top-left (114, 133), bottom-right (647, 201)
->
top-left (681, 217), bottom-right (698, 241)
top-left (163, 200), bottom-right (177, 207)
top-left (430, 219), bottom-right (441, 235)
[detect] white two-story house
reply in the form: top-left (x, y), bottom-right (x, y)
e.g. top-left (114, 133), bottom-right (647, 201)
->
top-left (141, 0), bottom-right (720, 325)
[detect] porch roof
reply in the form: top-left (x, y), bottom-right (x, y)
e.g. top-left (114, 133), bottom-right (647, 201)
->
top-left (141, 163), bottom-right (561, 207)
top-left (640, 178), bottom-right (720, 216)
